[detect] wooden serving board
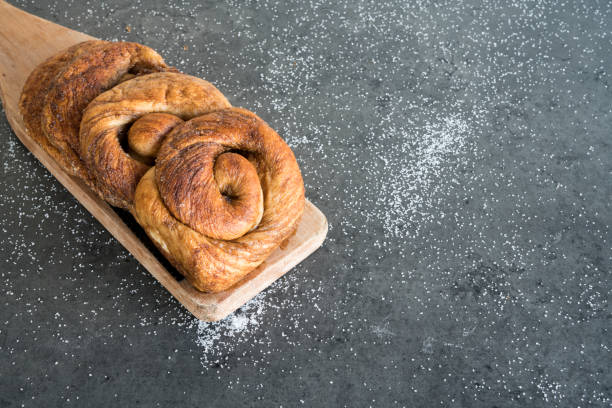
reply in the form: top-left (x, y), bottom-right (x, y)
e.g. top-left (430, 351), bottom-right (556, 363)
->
top-left (0, 0), bottom-right (328, 321)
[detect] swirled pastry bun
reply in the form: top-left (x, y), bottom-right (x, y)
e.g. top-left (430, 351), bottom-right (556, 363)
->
top-left (133, 108), bottom-right (305, 292)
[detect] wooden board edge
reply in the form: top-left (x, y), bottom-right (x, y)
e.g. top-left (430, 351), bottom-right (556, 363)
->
top-left (5, 111), bottom-right (193, 297)
top-left (187, 204), bottom-right (328, 321)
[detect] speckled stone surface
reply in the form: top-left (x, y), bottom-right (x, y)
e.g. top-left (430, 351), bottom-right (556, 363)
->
top-left (1, 0), bottom-right (610, 406)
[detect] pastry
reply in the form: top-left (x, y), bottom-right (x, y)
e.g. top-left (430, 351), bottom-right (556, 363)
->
top-left (133, 108), bottom-right (305, 292)
top-left (20, 40), bottom-right (176, 186)
top-left (79, 72), bottom-right (230, 209)
top-left (19, 41), bottom-right (305, 293)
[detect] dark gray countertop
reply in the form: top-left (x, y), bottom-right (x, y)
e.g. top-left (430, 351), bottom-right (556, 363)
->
top-left (1, 0), bottom-right (610, 406)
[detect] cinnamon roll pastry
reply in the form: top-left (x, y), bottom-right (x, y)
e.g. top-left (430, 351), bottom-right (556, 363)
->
top-left (133, 108), bottom-right (305, 292)
top-left (19, 40), bottom-right (306, 293)
top-left (19, 40), bottom-right (176, 184)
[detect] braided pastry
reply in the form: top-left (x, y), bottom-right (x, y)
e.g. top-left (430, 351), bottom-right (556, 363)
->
top-left (19, 41), bottom-right (305, 293)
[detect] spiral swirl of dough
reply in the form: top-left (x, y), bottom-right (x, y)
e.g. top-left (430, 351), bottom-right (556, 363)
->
top-left (133, 108), bottom-right (305, 292)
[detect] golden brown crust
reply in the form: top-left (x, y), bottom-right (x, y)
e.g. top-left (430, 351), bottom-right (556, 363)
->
top-left (128, 113), bottom-right (184, 159)
top-left (79, 72), bottom-right (231, 209)
top-left (133, 108), bottom-right (305, 292)
top-left (19, 41), bottom-right (96, 181)
top-left (19, 40), bottom-right (176, 182)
